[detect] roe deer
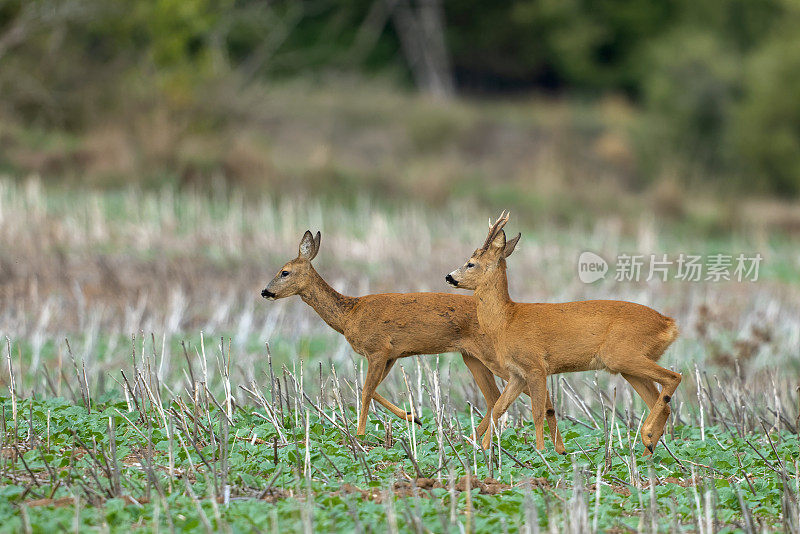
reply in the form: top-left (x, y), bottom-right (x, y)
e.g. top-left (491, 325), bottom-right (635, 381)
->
top-left (446, 212), bottom-right (681, 452)
top-left (261, 230), bottom-right (565, 451)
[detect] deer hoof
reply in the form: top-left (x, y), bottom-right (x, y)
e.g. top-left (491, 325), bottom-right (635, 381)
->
top-left (406, 411), bottom-right (423, 426)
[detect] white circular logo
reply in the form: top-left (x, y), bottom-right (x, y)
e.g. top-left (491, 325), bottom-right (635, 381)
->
top-left (578, 251), bottom-right (608, 283)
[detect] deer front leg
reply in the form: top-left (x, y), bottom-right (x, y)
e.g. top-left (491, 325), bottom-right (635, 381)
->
top-left (545, 395), bottom-right (566, 454)
top-left (523, 385), bottom-right (566, 452)
top-left (357, 356), bottom-right (389, 436)
top-left (461, 353), bottom-right (501, 440)
top-left (481, 374), bottom-right (526, 450)
top-left (528, 371), bottom-right (548, 451)
top-left (468, 371), bottom-right (565, 453)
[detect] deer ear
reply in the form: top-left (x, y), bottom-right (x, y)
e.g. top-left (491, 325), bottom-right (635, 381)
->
top-left (490, 229), bottom-right (506, 252)
top-left (299, 230), bottom-right (316, 260)
top-left (503, 232), bottom-right (521, 258)
top-left (311, 231), bottom-right (321, 260)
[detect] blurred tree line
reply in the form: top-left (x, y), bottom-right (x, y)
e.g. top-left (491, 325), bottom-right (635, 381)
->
top-left (1, 0), bottom-right (800, 196)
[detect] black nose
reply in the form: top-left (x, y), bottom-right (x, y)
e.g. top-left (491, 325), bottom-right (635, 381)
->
top-left (261, 288), bottom-right (275, 298)
top-left (445, 274), bottom-right (458, 286)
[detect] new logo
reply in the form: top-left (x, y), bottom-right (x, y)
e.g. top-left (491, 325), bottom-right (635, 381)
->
top-left (578, 251), bottom-right (608, 283)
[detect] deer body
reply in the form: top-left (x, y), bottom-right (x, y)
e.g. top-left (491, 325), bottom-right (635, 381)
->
top-left (448, 212), bottom-right (681, 452)
top-left (345, 294), bottom-right (478, 358)
top-left (479, 295), bottom-right (678, 377)
top-left (262, 231), bottom-right (565, 450)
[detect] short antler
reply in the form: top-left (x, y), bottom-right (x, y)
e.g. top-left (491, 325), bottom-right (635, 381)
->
top-left (481, 210), bottom-right (510, 251)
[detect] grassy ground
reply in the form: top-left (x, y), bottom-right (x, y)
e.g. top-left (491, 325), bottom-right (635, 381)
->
top-left (0, 392), bottom-right (797, 532)
top-left (0, 178), bottom-right (799, 532)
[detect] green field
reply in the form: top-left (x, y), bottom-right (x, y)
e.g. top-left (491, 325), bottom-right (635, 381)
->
top-left (4, 1), bottom-right (800, 530)
top-left (1, 393), bottom-right (797, 532)
top-left (1, 179), bottom-right (799, 532)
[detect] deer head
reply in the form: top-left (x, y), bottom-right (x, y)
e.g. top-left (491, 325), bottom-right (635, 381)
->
top-left (445, 210), bottom-right (520, 290)
top-left (261, 230), bottom-right (321, 300)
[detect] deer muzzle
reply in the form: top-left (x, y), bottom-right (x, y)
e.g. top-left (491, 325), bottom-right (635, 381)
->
top-left (445, 274), bottom-right (459, 287)
top-left (261, 288), bottom-right (277, 300)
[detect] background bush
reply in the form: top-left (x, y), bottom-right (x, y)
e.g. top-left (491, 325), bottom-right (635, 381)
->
top-left (733, 30), bottom-right (800, 196)
top-left (1, 0), bottom-right (799, 197)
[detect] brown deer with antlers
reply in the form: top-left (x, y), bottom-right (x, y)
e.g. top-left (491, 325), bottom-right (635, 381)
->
top-left (261, 230), bottom-right (566, 451)
top-left (446, 212), bottom-right (681, 452)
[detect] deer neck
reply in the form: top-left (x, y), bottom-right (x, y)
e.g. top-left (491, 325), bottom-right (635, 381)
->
top-left (474, 261), bottom-right (512, 335)
top-left (299, 267), bottom-right (357, 335)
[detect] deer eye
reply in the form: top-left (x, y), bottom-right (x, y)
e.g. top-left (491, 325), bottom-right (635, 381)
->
top-left (467, 262), bottom-right (475, 268)
top-left (281, 270), bottom-right (290, 277)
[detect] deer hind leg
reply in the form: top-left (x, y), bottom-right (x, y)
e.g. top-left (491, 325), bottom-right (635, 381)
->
top-left (461, 352), bottom-right (501, 440)
top-left (356, 355), bottom-right (391, 436)
top-left (372, 392), bottom-right (421, 425)
top-left (610, 358), bottom-right (681, 452)
top-left (370, 359), bottom-right (422, 425)
top-left (622, 374), bottom-right (665, 454)
top-left (481, 373), bottom-right (527, 450)
top-left (642, 367), bottom-right (681, 451)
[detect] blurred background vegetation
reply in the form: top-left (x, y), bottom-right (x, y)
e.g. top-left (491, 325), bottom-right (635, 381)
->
top-left (2, 0), bottom-right (800, 232)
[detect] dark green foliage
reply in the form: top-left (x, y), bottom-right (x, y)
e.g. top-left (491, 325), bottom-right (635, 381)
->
top-left (634, 0), bottom-right (800, 194)
top-left (637, 29), bottom-right (741, 179)
top-left (446, 0), bottom-right (673, 93)
top-left (733, 31), bottom-right (800, 196)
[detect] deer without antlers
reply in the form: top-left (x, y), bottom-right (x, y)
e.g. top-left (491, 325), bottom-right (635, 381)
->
top-left (446, 212), bottom-right (681, 452)
top-left (261, 230), bottom-right (565, 451)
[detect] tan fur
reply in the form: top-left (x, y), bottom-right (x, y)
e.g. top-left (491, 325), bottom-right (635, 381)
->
top-left (262, 231), bottom-right (565, 451)
top-left (447, 212), bottom-right (682, 452)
